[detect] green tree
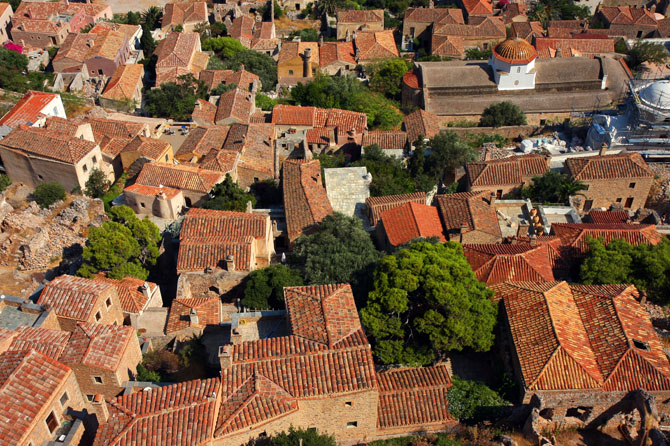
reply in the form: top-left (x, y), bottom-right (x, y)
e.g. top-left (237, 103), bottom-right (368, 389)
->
top-left (259, 0), bottom-right (284, 19)
top-left (447, 378), bottom-right (508, 423)
top-left (479, 101), bottom-right (527, 127)
top-left (219, 50), bottom-right (278, 92)
top-left (255, 92), bottom-right (277, 111)
top-left (0, 47), bottom-right (28, 71)
top-left (202, 36), bottom-right (245, 58)
top-left (78, 205), bottom-right (161, 280)
top-left (33, 182), bottom-right (65, 208)
top-left (361, 242), bottom-right (497, 366)
top-left (423, 131), bottom-right (478, 181)
top-left (242, 264), bottom-right (304, 310)
top-left (288, 28), bottom-right (319, 42)
top-left (528, 0), bottom-right (590, 25)
top-left (354, 145), bottom-right (431, 196)
top-left (211, 82), bottom-right (238, 96)
top-left (140, 24), bottom-right (157, 55)
top-left (464, 47), bottom-right (492, 60)
top-left (202, 174), bottom-right (256, 211)
top-left (84, 168), bottom-right (111, 199)
top-left (173, 24), bottom-right (184, 32)
top-left (368, 58), bottom-right (412, 100)
top-left (626, 40), bottom-right (669, 70)
top-left (0, 174), bottom-right (11, 193)
top-left (290, 213), bottom-right (380, 299)
top-left (521, 170), bottom-right (585, 203)
top-left (136, 363), bottom-right (161, 382)
top-left (144, 73), bottom-right (207, 120)
top-left (142, 6), bottom-right (163, 29)
top-left (250, 178), bottom-right (282, 207)
top-left (270, 427), bottom-right (336, 446)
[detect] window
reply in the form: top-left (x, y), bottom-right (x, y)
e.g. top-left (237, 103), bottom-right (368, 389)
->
top-left (92, 156), bottom-right (97, 163)
top-left (288, 69), bottom-right (294, 75)
top-left (625, 197), bottom-right (634, 208)
top-left (86, 394), bottom-right (94, 402)
top-left (583, 200), bottom-right (593, 212)
top-left (410, 27), bottom-right (415, 37)
top-left (344, 401), bottom-right (352, 407)
top-left (46, 412), bottom-right (58, 433)
top-left (616, 198), bottom-right (622, 203)
top-left (165, 154), bottom-right (169, 162)
top-left (95, 311), bottom-right (101, 321)
top-left (517, 67), bottom-right (521, 73)
top-left (346, 421), bottom-right (358, 428)
top-left (140, 202), bottom-right (146, 208)
top-left (633, 339), bottom-right (649, 350)
top-left (105, 297), bottom-right (111, 308)
top-left (82, 164), bottom-right (88, 172)
top-left (629, 182), bottom-right (636, 189)
top-left (37, 174), bottom-right (44, 180)
top-left (94, 376), bottom-right (104, 384)
top-left (60, 392), bottom-right (69, 406)
top-left (637, 30), bottom-right (643, 38)
top-left (496, 189), bottom-right (503, 199)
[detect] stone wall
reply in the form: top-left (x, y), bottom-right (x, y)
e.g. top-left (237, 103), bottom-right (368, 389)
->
top-left (571, 176), bottom-right (654, 212)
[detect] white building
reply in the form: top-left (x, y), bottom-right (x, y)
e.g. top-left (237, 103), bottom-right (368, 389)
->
top-left (0, 91), bottom-right (66, 130)
top-left (488, 38), bottom-right (537, 91)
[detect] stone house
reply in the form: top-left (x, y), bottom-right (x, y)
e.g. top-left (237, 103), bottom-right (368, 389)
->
top-left (460, 0), bottom-right (493, 20)
top-left (366, 191), bottom-right (427, 226)
top-left (174, 125), bottom-right (230, 163)
top-left (91, 274), bottom-right (163, 326)
top-left (534, 35), bottom-right (615, 58)
top-left (0, 295), bottom-right (61, 331)
top-left (510, 20), bottom-right (544, 40)
top-left (319, 41), bottom-right (357, 76)
top-left (277, 41), bottom-right (319, 82)
top-left (165, 296), bottom-right (221, 337)
top-left (402, 7), bottom-right (465, 51)
top-left (402, 108), bottom-right (441, 146)
top-left (336, 9), bottom-right (384, 40)
top-left (161, 2), bottom-right (208, 32)
top-left (564, 149), bottom-right (654, 212)
top-left (361, 130), bottom-right (408, 158)
top-left (430, 16), bottom-right (506, 57)
top-left (229, 16), bottom-right (278, 56)
top-left (198, 69), bottom-right (261, 93)
top-left (282, 159), bottom-right (333, 246)
top-left (53, 30), bottom-right (131, 78)
top-left (0, 126), bottom-right (111, 191)
top-left (154, 32), bottom-right (209, 86)
top-left (354, 30), bottom-right (399, 64)
top-left (119, 135), bottom-right (173, 170)
top-left (434, 191), bottom-right (503, 243)
top-left (100, 64), bottom-right (145, 111)
top-left (0, 349), bottom-right (88, 446)
top-left (377, 201), bottom-right (446, 250)
top-left (132, 162), bottom-right (224, 208)
top-left (465, 154), bottom-right (549, 197)
top-left (220, 123), bottom-right (275, 188)
top-left (0, 3), bottom-right (12, 44)
top-left (192, 88), bottom-right (256, 126)
top-left (10, 2), bottom-right (88, 48)
top-left (123, 183), bottom-right (185, 219)
top-left (493, 281), bottom-right (670, 424)
top-left (89, 22), bottom-right (143, 49)
top-left (36, 275), bottom-right (124, 331)
top-left (93, 283), bottom-right (455, 446)
top-left (595, 5), bottom-right (659, 38)
top-left (0, 90), bottom-right (66, 130)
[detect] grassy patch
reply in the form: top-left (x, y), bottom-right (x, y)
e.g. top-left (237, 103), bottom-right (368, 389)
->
top-left (103, 173), bottom-right (127, 213)
top-left (59, 92), bottom-right (90, 117)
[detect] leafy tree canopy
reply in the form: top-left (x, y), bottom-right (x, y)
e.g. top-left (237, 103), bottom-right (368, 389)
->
top-left (84, 168), bottom-right (111, 199)
top-left (202, 173), bottom-right (256, 212)
top-left (408, 131), bottom-right (478, 184)
top-left (0, 47), bottom-right (28, 71)
top-left (141, 6), bottom-right (163, 30)
top-left (368, 58), bottom-right (412, 100)
top-left (110, 11), bottom-right (141, 25)
top-left (144, 73), bottom-right (207, 120)
top-left (77, 205), bottom-right (161, 280)
top-left (464, 47), bottom-right (492, 60)
top-left (288, 27), bottom-right (319, 42)
top-left (290, 213), bottom-right (380, 300)
top-left (258, 0), bottom-right (284, 19)
top-left (521, 170), bottom-right (585, 204)
top-left (579, 237), bottom-right (670, 304)
top-left (242, 264), bottom-right (304, 310)
top-left (0, 174), bottom-right (10, 193)
top-left (479, 101), bottom-right (527, 127)
top-left (250, 178), bottom-right (282, 208)
top-left (33, 182), bottom-right (65, 208)
top-left (447, 377), bottom-right (508, 423)
top-left (354, 145), bottom-right (433, 196)
top-left (361, 241), bottom-right (497, 366)
top-left (528, 0), bottom-right (590, 25)
top-left (211, 81), bottom-right (238, 96)
top-left (626, 40), bottom-right (669, 70)
top-left (269, 427), bottom-right (336, 446)
top-left (202, 36), bottom-right (245, 59)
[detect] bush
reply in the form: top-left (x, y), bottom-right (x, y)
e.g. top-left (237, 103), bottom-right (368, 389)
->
top-left (136, 363), bottom-right (161, 382)
top-left (447, 377), bottom-right (508, 423)
top-left (479, 101), bottom-right (526, 127)
top-left (84, 168), bottom-right (111, 199)
top-left (269, 427), bottom-right (336, 446)
top-left (242, 265), bottom-right (304, 310)
top-left (33, 182), bottom-right (65, 208)
top-left (142, 350), bottom-right (180, 375)
top-left (0, 174), bottom-right (11, 193)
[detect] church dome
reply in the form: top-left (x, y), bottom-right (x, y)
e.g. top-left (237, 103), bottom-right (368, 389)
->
top-left (493, 38), bottom-right (537, 64)
top-left (639, 80), bottom-right (670, 110)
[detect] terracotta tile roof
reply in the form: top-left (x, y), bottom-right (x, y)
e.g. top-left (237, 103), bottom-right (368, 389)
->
top-left (85, 117), bottom-right (146, 142)
top-left (305, 127), bottom-right (335, 145)
top-left (362, 130), bottom-right (408, 151)
top-left (404, 7), bottom-right (464, 25)
top-left (94, 378), bottom-right (219, 446)
top-left (89, 22), bottom-right (141, 40)
top-left (511, 21), bottom-right (545, 40)
top-left (59, 322), bottom-right (135, 371)
top-left (122, 135), bottom-right (171, 161)
top-left (176, 125), bottom-right (229, 160)
top-left (177, 235), bottom-right (254, 273)
top-left (101, 64), bottom-right (144, 101)
top-left (278, 40), bottom-right (319, 65)
top-left (165, 297), bottom-right (221, 333)
top-left (163, 1), bottom-right (208, 27)
top-left (402, 68), bottom-right (420, 89)
top-left (91, 274), bottom-right (156, 314)
top-left (433, 16), bottom-right (505, 39)
top-left (403, 109), bottom-right (441, 144)
top-left (215, 88), bottom-right (254, 124)
top-left (466, 154), bottom-right (548, 187)
top-left (319, 40), bottom-right (356, 67)
top-left (8, 326), bottom-right (70, 359)
top-left (354, 30), bottom-right (399, 61)
top-left (250, 111), bottom-right (270, 124)
top-left (0, 90), bottom-right (59, 128)
top-left (234, 123), bottom-right (275, 176)
top-left (0, 126), bottom-right (97, 164)
top-left (587, 210), bottom-right (629, 224)
top-left (315, 108), bottom-right (368, 139)
top-left (98, 137), bottom-right (131, 158)
top-left (124, 183), bottom-right (182, 201)
top-left (366, 192), bottom-right (426, 226)
top-left (535, 35), bottom-right (615, 58)
top-left (198, 69), bottom-right (260, 92)
top-left (283, 284), bottom-right (361, 347)
top-left (494, 281), bottom-right (670, 392)
top-left (462, 0), bottom-right (493, 15)
top-left (282, 159), bottom-right (334, 243)
top-left (55, 30), bottom-right (126, 64)
top-left (155, 32), bottom-right (206, 84)
top-left (551, 223), bottom-right (663, 256)
top-left (37, 275), bottom-right (113, 321)
top-left (337, 8), bottom-right (384, 23)
top-left (500, 2), bottom-right (526, 23)
top-left (192, 98), bottom-right (217, 125)
top-left (431, 34), bottom-right (464, 57)
top-left (271, 104), bottom-right (316, 126)
top-left (599, 6), bottom-right (657, 26)
top-left (0, 350), bottom-right (72, 446)
top-left (380, 202), bottom-right (446, 246)
top-left (198, 148), bottom-right (239, 173)
top-left (463, 243), bottom-right (555, 284)
top-left (229, 15), bottom-right (254, 44)
top-left (377, 365), bottom-right (453, 429)
top-left (44, 116), bottom-right (80, 136)
top-left (135, 162), bottom-right (224, 193)
top-left (434, 192), bottom-right (502, 241)
top-left (181, 208), bottom-right (268, 240)
top-left (564, 152), bottom-right (653, 180)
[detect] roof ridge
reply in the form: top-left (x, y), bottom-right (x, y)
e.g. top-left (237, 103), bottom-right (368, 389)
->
top-left (529, 344), bottom-right (561, 388)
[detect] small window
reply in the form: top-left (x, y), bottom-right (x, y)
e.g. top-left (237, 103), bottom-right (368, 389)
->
top-left (105, 298), bottom-right (111, 308)
top-left (496, 189), bottom-right (503, 199)
top-left (344, 401), bottom-right (353, 407)
top-left (616, 198), bottom-right (622, 203)
top-left (629, 182), bottom-right (636, 189)
top-left (82, 164), bottom-right (88, 172)
top-left (95, 311), bottom-right (101, 321)
top-left (165, 154), bottom-right (169, 162)
top-left (346, 421), bottom-right (358, 428)
top-left (140, 202), bottom-right (146, 208)
top-left (625, 197), bottom-right (634, 208)
top-left (37, 174), bottom-right (44, 180)
top-left (540, 119), bottom-right (546, 125)
top-left (86, 394), bottom-right (94, 402)
top-left (60, 392), bottom-right (69, 406)
top-left (633, 339), bottom-right (649, 350)
top-left (517, 67), bottom-right (521, 73)
top-left (92, 156), bottom-right (97, 163)
top-left (288, 69), bottom-right (294, 75)
top-left (94, 376), bottom-right (103, 384)
top-left (46, 412), bottom-right (58, 433)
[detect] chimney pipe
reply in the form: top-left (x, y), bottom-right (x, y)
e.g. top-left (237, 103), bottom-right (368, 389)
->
top-left (303, 47), bottom-right (312, 77)
top-left (489, 191), bottom-right (496, 207)
top-left (460, 221), bottom-right (468, 234)
top-left (529, 234), bottom-right (537, 246)
top-left (189, 308), bottom-right (199, 325)
top-left (91, 394), bottom-right (109, 424)
top-left (224, 255), bottom-right (235, 272)
top-left (599, 142), bottom-right (608, 156)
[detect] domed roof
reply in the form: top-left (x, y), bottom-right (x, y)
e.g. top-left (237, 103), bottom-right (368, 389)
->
top-left (639, 80), bottom-right (670, 110)
top-left (493, 38), bottom-right (537, 64)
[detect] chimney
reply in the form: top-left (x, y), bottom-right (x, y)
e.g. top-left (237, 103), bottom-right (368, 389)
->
top-left (240, 63), bottom-right (245, 71)
top-left (141, 282), bottom-right (152, 299)
top-left (429, 0), bottom-right (434, 7)
top-left (489, 191), bottom-right (496, 207)
top-left (303, 47), bottom-right (313, 77)
top-left (319, 35), bottom-right (323, 46)
top-left (529, 234), bottom-right (537, 246)
top-left (460, 221), bottom-right (468, 234)
top-left (246, 200), bottom-right (253, 213)
top-left (189, 308), bottom-right (199, 325)
top-left (91, 394), bottom-right (109, 424)
top-left (639, 289), bottom-right (648, 305)
top-left (556, 48), bottom-right (562, 58)
top-left (219, 344), bottom-right (233, 368)
top-left (270, 0), bottom-right (275, 24)
top-left (355, 46), bottom-right (361, 61)
top-left (224, 255), bottom-right (235, 272)
top-left (599, 141), bottom-right (608, 156)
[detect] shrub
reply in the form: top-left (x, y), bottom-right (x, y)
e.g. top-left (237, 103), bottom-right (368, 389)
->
top-left (136, 363), bottom-right (161, 382)
top-left (0, 174), bottom-right (11, 193)
top-left (447, 377), bottom-right (508, 423)
top-left (33, 182), bottom-right (66, 208)
top-left (84, 168), bottom-right (111, 199)
top-left (142, 350), bottom-right (180, 375)
top-left (479, 101), bottom-right (527, 127)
